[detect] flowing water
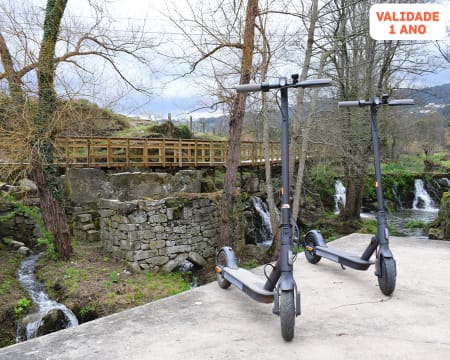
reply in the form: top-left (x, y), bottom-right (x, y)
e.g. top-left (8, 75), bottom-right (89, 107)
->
top-left (388, 209), bottom-right (438, 237)
top-left (249, 196), bottom-right (274, 247)
top-left (412, 179), bottom-right (436, 211)
top-left (334, 180), bottom-right (346, 214)
top-left (16, 253), bottom-right (78, 342)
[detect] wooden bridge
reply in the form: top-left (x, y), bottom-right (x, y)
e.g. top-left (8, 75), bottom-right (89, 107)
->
top-left (48, 137), bottom-right (282, 168)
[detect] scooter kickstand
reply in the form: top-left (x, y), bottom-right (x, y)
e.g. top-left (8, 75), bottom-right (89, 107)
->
top-left (340, 263), bottom-right (346, 270)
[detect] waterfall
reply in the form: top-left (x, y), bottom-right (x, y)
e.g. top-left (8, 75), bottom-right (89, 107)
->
top-left (412, 179), bottom-right (437, 211)
top-left (334, 180), bottom-right (346, 214)
top-left (16, 253), bottom-right (78, 341)
top-left (249, 196), bottom-right (274, 246)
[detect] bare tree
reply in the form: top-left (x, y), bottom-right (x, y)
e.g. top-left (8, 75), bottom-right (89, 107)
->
top-left (219, 0), bottom-right (259, 248)
top-left (0, 0), bottom-right (157, 259)
top-left (316, 0), bottom-right (414, 221)
top-left (162, 0), bottom-right (259, 248)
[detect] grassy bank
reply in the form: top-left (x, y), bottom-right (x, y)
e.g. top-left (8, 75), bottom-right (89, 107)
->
top-left (0, 241), bottom-right (195, 348)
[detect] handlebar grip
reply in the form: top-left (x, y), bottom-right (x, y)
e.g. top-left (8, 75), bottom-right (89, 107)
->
top-left (388, 99), bottom-right (414, 106)
top-left (338, 101), bottom-right (362, 107)
top-left (235, 83), bottom-right (262, 93)
top-left (298, 79), bottom-right (333, 88)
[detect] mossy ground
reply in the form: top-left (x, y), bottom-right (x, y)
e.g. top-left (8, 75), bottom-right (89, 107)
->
top-left (0, 248), bottom-right (29, 347)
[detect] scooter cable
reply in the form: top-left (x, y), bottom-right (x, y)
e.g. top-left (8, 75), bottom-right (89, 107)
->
top-left (263, 263), bottom-right (275, 281)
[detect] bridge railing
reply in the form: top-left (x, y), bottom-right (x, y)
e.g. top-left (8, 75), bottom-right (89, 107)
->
top-left (52, 137), bottom-right (281, 168)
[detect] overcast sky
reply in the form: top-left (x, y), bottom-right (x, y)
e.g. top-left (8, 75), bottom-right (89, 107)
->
top-left (2, 0), bottom-right (450, 119)
top-left (71, 0), bottom-right (450, 118)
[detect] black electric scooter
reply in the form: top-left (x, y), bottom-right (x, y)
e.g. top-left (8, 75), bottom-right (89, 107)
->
top-left (215, 74), bottom-right (332, 341)
top-left (303, 95), bottom-right (414, 296)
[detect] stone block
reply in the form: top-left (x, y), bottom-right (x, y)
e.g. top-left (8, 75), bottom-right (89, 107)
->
top-left (173, 226), bottom-right (186, 234)
top-left (150, 239), bottom-right (166, 250)
top-left (110, 172), bottom-right (173, 201)
top-left (76, 213), bottom-right (92, 223)
top-left (64, 168), bottom-right (115, 206)
top-left (138, 262), bottom-right (150, 270)
top-left (118, 224), bottom-right (136, 232)
top-left (128, 211), bottom-right (147, 224)
top-left (149, 256), bottom-right (169, 266)
top-left (79, 224), bottom-right (95, 231)
top-left (153, 225), bottom-right (165, 233)
top-left (87, 230), bottom-right (100, 242)
top-left (99, 209), bottom-right (115, 218)
top-left (162, 253), bottom-right (188, 272)
top-left (188, 251), bottom-right (207, 267)
top-left (166, 208), bottom-right (173, 221)
top-left (149, 214), bottom-right (168, 223)
top-left (168, 245), bottom-right (191, 254)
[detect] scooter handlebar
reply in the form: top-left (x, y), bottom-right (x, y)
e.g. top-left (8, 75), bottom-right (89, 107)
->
top-left (235, 78), bottom-right (333, 93)
top-left (388, 99), bottom-right (414, 106)
top-left (338, 99), bottom-right (415, 107)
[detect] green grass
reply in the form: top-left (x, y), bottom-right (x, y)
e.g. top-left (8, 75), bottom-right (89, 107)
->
top-left (14, 298), bottom-right (32, 317)
top-left (0, 280), bottom-right (12, 296)
top-left (240, 259), bottom-right (259, 269)
top-left (63, 267), bottom-right (90, 295)
top-left (405, 220), bottom-right (427, 229)
top-left (381, 154), bottom-right (424, 174)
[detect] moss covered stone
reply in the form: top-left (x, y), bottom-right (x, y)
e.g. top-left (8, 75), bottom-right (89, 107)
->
top-left (428, 192), bottom-right (450, 240)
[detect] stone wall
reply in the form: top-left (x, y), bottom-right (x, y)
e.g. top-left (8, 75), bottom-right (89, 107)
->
top-left (98, 195), bottom-right (219, 271)
top-left (0, 183), bottom-right (41, 247)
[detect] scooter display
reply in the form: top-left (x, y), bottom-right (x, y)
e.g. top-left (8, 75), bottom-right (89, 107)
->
top-left (215, 74), bottom-right (332, 341)
top-left (303, 95), bottom-right (414, 296)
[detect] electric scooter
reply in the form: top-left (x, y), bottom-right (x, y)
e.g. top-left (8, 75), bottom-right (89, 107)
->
top-left (303, 95), bottom-right (414, 296)
top-left (215, 74), bottom-right (332, 341)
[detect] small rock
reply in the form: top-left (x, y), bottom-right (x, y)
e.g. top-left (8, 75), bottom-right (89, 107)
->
top-left (18, 246), bottom-right (32, 255)
top-left (10, 240), bottom-right (25, 249)
top-left (19, 178), bottom-right (38, 193)
top-left (188, 251), bottom-right (207, 267)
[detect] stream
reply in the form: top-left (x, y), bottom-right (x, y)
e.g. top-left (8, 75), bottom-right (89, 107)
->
top-left (16, 253), bottom-right (78, 342)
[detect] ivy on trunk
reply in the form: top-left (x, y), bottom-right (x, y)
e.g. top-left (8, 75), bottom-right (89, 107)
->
top-left (30, 0), bottom-right (72, 260)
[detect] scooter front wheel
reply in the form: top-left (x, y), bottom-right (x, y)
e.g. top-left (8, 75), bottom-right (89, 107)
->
top-left (378, 257), bottom-right (396, 296)
top-left (280, 290), bottom-right (295, 341)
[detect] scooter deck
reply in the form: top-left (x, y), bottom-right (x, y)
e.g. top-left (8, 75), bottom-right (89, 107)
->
top-left (315, 245), bottom-right (373, 271)
top-left (223, 267), bottom-right (274, 304)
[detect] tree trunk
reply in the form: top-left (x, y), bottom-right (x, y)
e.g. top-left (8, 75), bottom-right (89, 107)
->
top-left (288, 0), bottom-right (319, 188)
top-left (31, 0), bottom-right (72, 260)
top-left (0, 32), bottom-right (25, 120)
top-left (218, 0), bottom-right (258, 249)
top-left (31, 164), bottom-right (72, 259)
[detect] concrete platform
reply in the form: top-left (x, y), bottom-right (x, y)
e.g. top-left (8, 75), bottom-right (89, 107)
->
top-left (2, 234), bottom-right (450, 360)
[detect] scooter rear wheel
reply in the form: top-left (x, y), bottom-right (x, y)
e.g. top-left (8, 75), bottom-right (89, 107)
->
top-left (280, 290), bottom-right (295, 341)
top-left (378, 257), bottom-right (396, 296)
top-left (216, 251), bottom-right (231, 289)
top-left (304, 232), bottom-right (321, 264)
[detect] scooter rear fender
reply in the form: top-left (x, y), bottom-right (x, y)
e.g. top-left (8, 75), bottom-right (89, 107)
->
top-left (216, 246), bottom-right (238, 270)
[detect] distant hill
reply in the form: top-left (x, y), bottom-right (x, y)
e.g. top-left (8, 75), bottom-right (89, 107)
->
top-left (400, 83), bottom-right (450, 120)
